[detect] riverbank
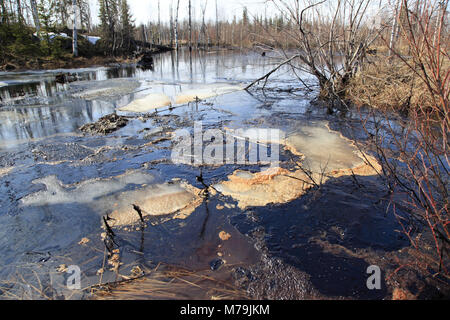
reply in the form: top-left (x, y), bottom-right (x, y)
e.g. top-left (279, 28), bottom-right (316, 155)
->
top-left (0, 45), bottom-right (175, 72)
top-left (0, 55), bottom-right (127, 72)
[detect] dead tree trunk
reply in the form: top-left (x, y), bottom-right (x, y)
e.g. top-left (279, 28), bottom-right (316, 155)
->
top-left (30, 0), bottom-right (40, 33)
top-left (389, 0), bottom-right (400, 55)
top-left (72, 0), bottom-right (78, 57)
top-left (174, 0), bottom-right (180, 50)
top-left (188, 0), bottom-right (192, 50)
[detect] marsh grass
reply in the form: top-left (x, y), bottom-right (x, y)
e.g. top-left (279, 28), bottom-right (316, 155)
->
top-left (93, 264), bottom-right (248, 300)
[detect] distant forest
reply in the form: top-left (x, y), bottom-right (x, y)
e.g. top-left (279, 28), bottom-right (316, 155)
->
top-left (0, 0), bottom-right (301, 67)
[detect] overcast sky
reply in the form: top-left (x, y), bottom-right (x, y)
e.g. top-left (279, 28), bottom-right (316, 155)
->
top-left (89, 0), bottom-right (273, 25)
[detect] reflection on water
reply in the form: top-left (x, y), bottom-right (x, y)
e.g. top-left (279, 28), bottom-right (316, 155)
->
top-left (0, 100), bottom-right (117, 148)
top-left (0, 49), bottom-right (278, 150)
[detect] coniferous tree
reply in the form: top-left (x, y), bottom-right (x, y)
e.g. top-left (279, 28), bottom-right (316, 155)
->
top-left (119, 0), bottom-right (134, 53)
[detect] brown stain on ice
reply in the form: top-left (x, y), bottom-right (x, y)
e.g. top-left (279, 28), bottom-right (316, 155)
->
top-left (216, 167), bottom-right (316, 209)
top-left (215, 123), bottom-right (382, 209)
top-left (108, 182), bottom-right (204, 227)
top-left (119, 93), bottom-right (172, 113)
top-left (0, 167), bottom-right (13, 177)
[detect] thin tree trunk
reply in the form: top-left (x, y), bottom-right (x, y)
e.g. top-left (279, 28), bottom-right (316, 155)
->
top-left (389, 0), bottom-right (400, 55)
top-left (433, 0), bottom-right (447, 47)
top-left (16, 0), bottom-right (23, 23)
top-left (169, 1), bottom-right (174, 47)
top-left (158, 0), bottom-right (161, 45)
top-left (189, 0), bottom-right (192, 50)
top-left (30, 0), bottom-right (40, 32)
top-left (174, 0), bottom-right (180, 50)
top-left (0, 0), bottom-right (7, 24)
top-left (215, 0), bottom-right (219, 46)
top-left (73, 0), bottom-right (78, 57)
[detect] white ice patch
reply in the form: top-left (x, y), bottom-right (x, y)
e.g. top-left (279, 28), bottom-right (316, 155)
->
top-left (285, 123), bottom-right (362, 172)
top-left (120, 83), bottom-right (245, 113)
top-left (119, 93), bottom-right (172, 112)
top-left (20, 170), bottom-right (202, 228)
top-left (21, 171), bottom-right (157, 208)
top-left (174, 84), bottom-right (245, 105)
top-left (82, 35), bottom-right (101, 45)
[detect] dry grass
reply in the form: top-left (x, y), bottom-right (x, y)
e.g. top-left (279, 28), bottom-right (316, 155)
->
top-left (93, 264), bottom-right (248, 300)
top-left (347, 55), bottom-right (449, 115)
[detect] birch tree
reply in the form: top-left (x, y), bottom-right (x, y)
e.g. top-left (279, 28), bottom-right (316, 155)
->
top-left (72, 0), bottom-right (78, 57)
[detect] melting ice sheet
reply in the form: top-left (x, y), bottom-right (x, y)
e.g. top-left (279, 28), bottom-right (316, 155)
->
top-left (285, 123), bottom-right (364, 173)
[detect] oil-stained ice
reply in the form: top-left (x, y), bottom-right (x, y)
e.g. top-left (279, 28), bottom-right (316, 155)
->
top-left (71, 79), bottom-right (141, 100)
top-left (285, 124), bottom-right (364, 173)
top-left (119, 93), bottom-right (172, 112)
top-left (174, 84), bottom-right (245, 105)
top-left (213, 167), bottom-right (314, 209)
top-left (119, 83), bottom-right (244, 113)
top-left (21, 170), bottom-right (203, 228)
top-left (215, 122), bottom-right (382, 209)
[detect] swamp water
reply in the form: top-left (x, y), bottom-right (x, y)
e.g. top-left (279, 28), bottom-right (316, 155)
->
top-left (0, 49), bottom-right (410, 300)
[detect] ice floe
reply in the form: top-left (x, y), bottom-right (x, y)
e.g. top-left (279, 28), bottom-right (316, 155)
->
top-left (214, 122), bottom-right (381, 209)
top-left (21, 170), bottom-right (203, 228)
top-left (119, 83), bottom-right (245, 113)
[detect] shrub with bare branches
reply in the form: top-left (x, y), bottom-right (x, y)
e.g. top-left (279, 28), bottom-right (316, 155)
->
top-left (248, 0), bottom-right (383, 100)
top-left (351, 0), bottom-right (449, 281)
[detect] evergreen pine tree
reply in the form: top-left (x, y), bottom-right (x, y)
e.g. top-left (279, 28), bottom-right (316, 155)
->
top-left (120, 0), bottom-right (134, 53)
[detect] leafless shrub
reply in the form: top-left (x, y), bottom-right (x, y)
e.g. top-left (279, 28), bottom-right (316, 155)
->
top-left (248, 0), bottom-right (384, 100)
top-left (352, 0), bottom-right (449, 281)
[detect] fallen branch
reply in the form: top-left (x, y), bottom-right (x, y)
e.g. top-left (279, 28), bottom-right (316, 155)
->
top-left (245, 54), bottom-right (300, 90)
